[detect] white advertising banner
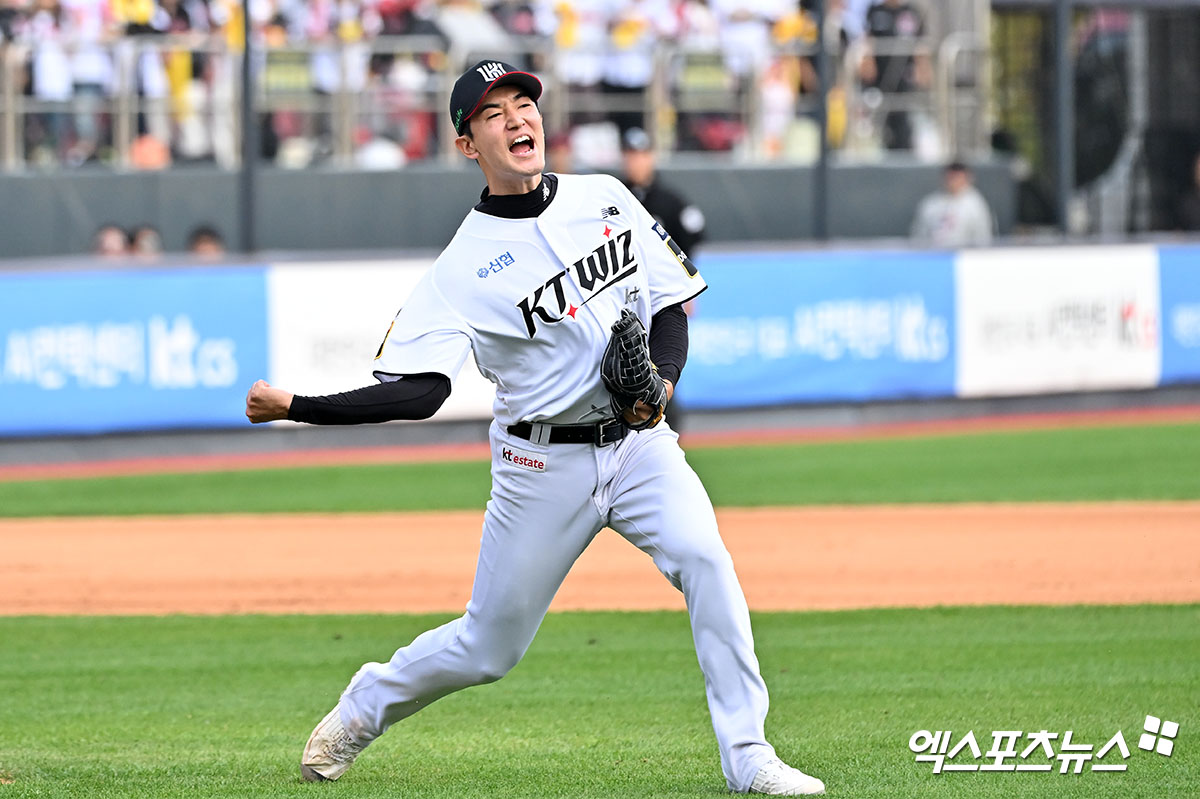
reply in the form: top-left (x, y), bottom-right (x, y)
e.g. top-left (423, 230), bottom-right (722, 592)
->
top-left (955, 245), bottom-right (1161, 397)
top-left (267, 261), bottom-right (494, 421)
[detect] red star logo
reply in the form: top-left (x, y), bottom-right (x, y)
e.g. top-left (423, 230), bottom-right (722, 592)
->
top-left (566, 304), bottom-right (579, 319)
top-left (602, 225), bottom-right (612, 238)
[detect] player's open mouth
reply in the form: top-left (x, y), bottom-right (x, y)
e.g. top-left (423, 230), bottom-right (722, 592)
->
top-left (509, 135), bottom-right (535, 156)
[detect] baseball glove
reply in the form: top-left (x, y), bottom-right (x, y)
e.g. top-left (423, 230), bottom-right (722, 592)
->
top-left (601, 309), bottom-right (667, 431)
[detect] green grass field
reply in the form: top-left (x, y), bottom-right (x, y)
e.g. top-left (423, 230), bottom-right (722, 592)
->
top-left (1, 420), bottom-right (1196, 797)
top-left (1, 422), bottom-right (1198, 516)
top-left (0, 607), bottom-right (1195, 798)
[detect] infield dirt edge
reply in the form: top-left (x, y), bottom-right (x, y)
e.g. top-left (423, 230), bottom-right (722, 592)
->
top-left (2, 502), bottom-right (1197, 615)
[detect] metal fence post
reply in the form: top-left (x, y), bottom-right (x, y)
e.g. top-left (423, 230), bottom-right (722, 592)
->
top-left (1054, 0), bottom-right (1075, 235)
top-left (239, 0), bottom-right (257, 252)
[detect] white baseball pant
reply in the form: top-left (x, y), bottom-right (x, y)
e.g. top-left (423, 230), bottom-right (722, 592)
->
top-left (338, 421), bottom-right (778, 791)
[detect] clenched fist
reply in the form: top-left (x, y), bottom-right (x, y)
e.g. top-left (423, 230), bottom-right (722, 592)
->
top-left (245, 379), bottom-right (294, 423)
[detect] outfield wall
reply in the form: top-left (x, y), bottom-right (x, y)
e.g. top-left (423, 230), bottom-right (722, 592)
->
top-left (1, 244), bottom-right (1197, 436)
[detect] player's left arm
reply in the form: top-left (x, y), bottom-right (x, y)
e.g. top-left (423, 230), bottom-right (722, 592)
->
top-left (618, 302), bottom-right (688, 426)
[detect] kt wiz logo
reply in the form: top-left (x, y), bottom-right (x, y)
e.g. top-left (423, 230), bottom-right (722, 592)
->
top-left (516, 229), bottom-right (638, 337)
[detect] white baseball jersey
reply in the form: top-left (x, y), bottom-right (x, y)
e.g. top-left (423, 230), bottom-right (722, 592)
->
top-left (372, 173), bottom-right (706, 425)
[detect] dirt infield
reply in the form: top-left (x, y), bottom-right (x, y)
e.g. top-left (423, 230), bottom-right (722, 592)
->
top-left (3, 503), bottom-right (1197, 615)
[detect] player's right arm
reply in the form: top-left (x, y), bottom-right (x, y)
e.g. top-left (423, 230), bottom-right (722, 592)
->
top-left (245, 374), bottom-right (451, 425)
top-left (246, 261), bottom-right (470, 426)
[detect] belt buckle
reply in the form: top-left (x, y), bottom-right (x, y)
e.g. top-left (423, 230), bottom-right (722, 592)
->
top-left (594, 419), bottom-right (623, 447)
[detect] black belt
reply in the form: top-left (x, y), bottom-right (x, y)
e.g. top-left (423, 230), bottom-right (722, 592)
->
top-left (507, 419), bottom-right (627, 446)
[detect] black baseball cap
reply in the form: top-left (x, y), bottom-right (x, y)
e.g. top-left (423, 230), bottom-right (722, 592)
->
top-left (450, 60), bottom-right (543, 136)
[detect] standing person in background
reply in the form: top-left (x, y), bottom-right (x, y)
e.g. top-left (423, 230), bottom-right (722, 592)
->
top-left (25, 0), bottom-right (73, 162)
top-left (839, 0), bottom-right (872, 41)
top-left (601, 0), bottom-right (676, 135)
top-left (619, 125), bottom-right (705, 431)
top-left (620, 127), bottom-right (706, 257)
top-left (709, 0), bottom-right (788, 95)
top-left (910, 161), bottom-right (994, 248)
top-left (248, 59), bottom-right (825, 797)
top-left (61, 0), bottom-right (115, 165)
top-left (0, 0), bottom-right (26, 41)
top-left (535, 0), bottom-right (609, 128)
top-left (858, 0), bottom-right (929, 151)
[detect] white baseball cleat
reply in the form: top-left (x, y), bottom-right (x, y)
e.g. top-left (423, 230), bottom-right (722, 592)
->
top-left (748, 758), bottom-right (826, 795)
top-left (300, 703), bottom-right (366, 782)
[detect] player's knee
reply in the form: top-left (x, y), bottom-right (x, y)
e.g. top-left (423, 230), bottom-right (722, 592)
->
top-left (460, 625), bottom-right (528, 684)
top-left (674, 544), bottom-right (734, 584)
top-left (474, 646), bottom-right (523, 684)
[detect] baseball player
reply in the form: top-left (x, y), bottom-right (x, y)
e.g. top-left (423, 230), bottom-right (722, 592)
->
top-left (244, 59), bottom-right (825, 796)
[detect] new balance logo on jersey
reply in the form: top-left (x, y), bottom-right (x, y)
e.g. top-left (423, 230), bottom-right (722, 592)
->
top-left (516, 229), bottom-right (638, 337)
top-left (477, 62), bottom-right (507, 81)
top-left (601, 206), bottom-right (620, 219)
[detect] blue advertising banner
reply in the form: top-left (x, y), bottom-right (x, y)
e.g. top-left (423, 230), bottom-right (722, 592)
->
top-left (1159, 245), bottom-right (1200, 385)
top-left (0, 266), bottom-right (269, 435)
top-left (679, 250), bottom-right (956, 408)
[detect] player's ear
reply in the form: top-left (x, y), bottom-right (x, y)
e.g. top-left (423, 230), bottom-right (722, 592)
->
top-left (455, 134), bottom-right (479, 161)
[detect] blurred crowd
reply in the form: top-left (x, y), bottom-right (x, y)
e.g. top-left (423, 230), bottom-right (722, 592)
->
top-left (1, 0), bottom-right (944, 169)
top-left (91, 220), bottom-right (226, 256)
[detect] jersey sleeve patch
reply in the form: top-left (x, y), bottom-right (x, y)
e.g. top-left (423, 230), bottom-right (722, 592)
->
top-left (653, 221), bottom-right (698, 277)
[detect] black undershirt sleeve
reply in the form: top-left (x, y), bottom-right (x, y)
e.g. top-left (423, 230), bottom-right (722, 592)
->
top-left (648, 304), bottom-right (688, 387)
top-left (287, 373), bottom-right (451, 425)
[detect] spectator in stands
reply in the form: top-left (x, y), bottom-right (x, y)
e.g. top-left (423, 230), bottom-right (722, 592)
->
top-left (300, 0), bottom-right (373, 163)
top-left (858, 0), bottom-right (930, 151)
top-left (793, 0), bottom-right (851, 89)
top-left (669, 0), bottom-right (725, 152)
top-left (1176, 151), bottom-right (1200, 232)
top-left (706, 0), bottom-right (787, 152)
top-left (535, 1), bottom-right (610, 128)
top-left (602, 0), bottom-right (677, 135)
top-left (25, 0), bottom-right (74, 163)
top-left (910, 161), bottom-right (994, 248)
top-left (840, 0), bottom-right (872, 41)
top-left (489, 0), bottom-right (539, 36)
top-left (130, 223), bottom-right (164, 255)
top-left (61, 0), bottom-right (116, 165)
top-left (92, 223), bottom-right (131, 256)
top-left (0, 0), bottom-right (26, 42)
top-left (710, 0), bottom-right (788, 88)
top-left (159, 0), bottom-right (215, 163)
top-left (674, 0), bottom-right (721, 49)
top-left (187, 224), bottom-right (226, 256)
top-left (766, 0), bottom-right (851, 157)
